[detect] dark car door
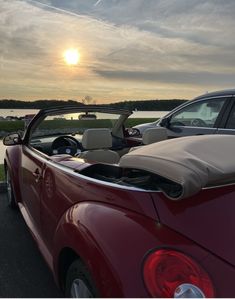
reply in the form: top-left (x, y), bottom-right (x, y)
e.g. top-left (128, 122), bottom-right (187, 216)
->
top-left (164, 97), bottom-right (230, 138)
top-left (20, 146), bottom-right (45, 230)
top-left (216, 98), bottom-right (235, 135)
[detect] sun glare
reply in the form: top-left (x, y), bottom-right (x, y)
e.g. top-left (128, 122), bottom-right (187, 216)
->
top-left (64, 49), bottom-right (80, 65)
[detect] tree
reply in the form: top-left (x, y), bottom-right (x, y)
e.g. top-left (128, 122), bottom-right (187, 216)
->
top-left (82, 96), bottom-right (93, 105)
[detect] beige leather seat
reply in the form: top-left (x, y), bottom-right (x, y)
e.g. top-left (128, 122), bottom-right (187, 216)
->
top-left (79, 128), bottom-right (120, 164)
top-left (142, 127), bottom-right (168, 144)
top-left (129, 127), bottom-right (168, 152)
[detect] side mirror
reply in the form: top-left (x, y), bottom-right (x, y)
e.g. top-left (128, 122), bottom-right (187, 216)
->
top-left (159, 116), bottom-right (171, 128)
top-left (126, 128), bottom-right (140, 137)
top-left (3, 133), bottom-right (22, 146)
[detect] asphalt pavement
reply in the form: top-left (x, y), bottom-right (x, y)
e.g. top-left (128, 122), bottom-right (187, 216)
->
top-left (0, 192), bottom-right (62, 297)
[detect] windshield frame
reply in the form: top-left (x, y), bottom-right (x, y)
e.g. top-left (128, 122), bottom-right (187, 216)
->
top-left (23, 105), bottom-right (132, 144)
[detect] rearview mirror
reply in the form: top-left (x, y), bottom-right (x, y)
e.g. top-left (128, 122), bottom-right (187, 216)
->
top-left (3, 133), bottom-right (22, 146)
top-left (79, 113), bottom-right (97, 120)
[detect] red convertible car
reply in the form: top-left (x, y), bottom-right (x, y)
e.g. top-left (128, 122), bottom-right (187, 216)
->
top-left (3, 106), bottom-right (235, 297)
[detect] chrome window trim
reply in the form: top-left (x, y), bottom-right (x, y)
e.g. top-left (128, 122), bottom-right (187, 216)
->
top-left (203, 181), bottom-right (235, 190)
top-left (168, 125), bottom-right (216, 130)
top-left (217, 128), bottom-right (235, 132)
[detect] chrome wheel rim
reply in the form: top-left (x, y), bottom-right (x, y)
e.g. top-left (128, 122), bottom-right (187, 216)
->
top-left (6, 170), bottom-right (12, 204)
top-left (70, 279), bottom-right (92, 298)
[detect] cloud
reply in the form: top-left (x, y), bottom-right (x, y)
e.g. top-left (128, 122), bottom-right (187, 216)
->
top-left (0, 0), bottom-right (235, 101)
top-left (95, 69), bottom-right (235, 87)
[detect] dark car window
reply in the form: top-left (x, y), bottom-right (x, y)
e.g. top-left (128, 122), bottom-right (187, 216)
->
top-left (225, 104), bottom-right (235, 129)
top-left (170, 98), bottom-right (226, 128)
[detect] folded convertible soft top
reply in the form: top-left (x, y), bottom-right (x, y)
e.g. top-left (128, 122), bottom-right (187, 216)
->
top-left (119, 134), bottom-right (235, 200)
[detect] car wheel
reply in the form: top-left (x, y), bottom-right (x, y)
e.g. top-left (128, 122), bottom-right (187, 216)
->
top-left (6, 168), bottom-right (17, 209)
top-left (65, 259), bottom-right (98, 298)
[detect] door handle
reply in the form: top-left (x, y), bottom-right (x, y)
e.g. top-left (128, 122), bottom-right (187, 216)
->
top-left (33, 168), bottom-right (43, 183)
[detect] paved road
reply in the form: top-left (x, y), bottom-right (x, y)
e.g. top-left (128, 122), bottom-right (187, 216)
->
top-left (0, 192), bottom-right (62, 297)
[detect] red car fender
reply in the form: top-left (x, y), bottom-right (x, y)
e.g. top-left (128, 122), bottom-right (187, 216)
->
top-left (53, 204), bottom-right (124, 296)
top-left (52, 201), bottom-right (210, 297)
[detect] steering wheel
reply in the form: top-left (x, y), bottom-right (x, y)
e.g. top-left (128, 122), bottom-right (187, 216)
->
top-left (51, 136), bottom-right (83, 156)
top-left (190, 118), bottom-right (207, 127)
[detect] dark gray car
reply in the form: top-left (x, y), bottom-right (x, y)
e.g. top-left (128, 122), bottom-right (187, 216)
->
top-left (134, 89), bottom-right (235, 138)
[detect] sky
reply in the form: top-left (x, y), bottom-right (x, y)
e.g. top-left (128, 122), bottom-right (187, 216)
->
top-left (0, 0), bottom-right (235, 103)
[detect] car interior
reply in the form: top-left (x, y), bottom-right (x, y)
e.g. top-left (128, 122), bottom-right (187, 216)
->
top-left (79, 163), bottom-right (183, 198)
top-left (29, 122), bottom-right (178, 196)
top-left (30, 127), bottom-right (168, 163)
top-left (31, 131), bottom-right (132, 159)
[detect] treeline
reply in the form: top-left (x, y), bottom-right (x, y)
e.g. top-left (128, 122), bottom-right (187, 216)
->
top-left (108, 99), bottom-right (187, 111)
top-left (0, 99), bottom-right (83, 109)
top-left (0, 99), bottom-right (187, 111)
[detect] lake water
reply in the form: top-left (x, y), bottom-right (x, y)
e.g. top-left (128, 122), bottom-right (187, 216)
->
top-left (0, 109), bottom-right (169, 164)
top-left (0, 109), bottom-right (168, 119)
top-left (0, 109), bottom-right (38, 118)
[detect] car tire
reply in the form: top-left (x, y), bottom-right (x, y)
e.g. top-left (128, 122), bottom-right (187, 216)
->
top-left (6, 167), bottom-right (18, 209)
top-left (65, 259), bottom-right (99, 298)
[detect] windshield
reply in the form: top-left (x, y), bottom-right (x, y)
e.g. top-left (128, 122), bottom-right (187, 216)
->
top-left (30, 111), bottom-right (121, 140)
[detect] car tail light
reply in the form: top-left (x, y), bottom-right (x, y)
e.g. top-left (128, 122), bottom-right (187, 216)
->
top-left (143, 249), bottom-right (215, 298)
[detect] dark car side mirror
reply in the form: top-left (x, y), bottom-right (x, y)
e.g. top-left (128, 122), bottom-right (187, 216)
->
top-left (3, 133), bottom-right (22, 146)
top-left (125, 127), bottom-right (140, 137)
top-left (159, 116), bottom-right (171, 128)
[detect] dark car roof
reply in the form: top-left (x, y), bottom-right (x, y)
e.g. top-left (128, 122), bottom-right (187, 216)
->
top-left (194, 89), bottom-right (235, 100)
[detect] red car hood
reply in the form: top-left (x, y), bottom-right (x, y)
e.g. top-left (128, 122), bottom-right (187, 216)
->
top-left (151, 185), bottom-right (235, 266)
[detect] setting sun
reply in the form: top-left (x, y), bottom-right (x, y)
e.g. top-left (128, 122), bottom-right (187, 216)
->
top-left (64, 48), bottom-right (80, 65)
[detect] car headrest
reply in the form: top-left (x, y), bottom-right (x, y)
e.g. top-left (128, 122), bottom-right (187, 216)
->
top-left (142, 127), bottom-right (167, 144)
top-left (82, 128), bottom-right (113, 150)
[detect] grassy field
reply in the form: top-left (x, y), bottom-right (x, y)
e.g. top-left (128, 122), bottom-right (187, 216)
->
top-left (52, 118), bottom-right (158, 129)
top-left (0, 165), bottom-right (4, 181)
top-left (0, 120), bottom-right (25, 132)
top-left (0, 118), bottom-right (158, 137)
top-left (0, 118), bottom-right (157, 130)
